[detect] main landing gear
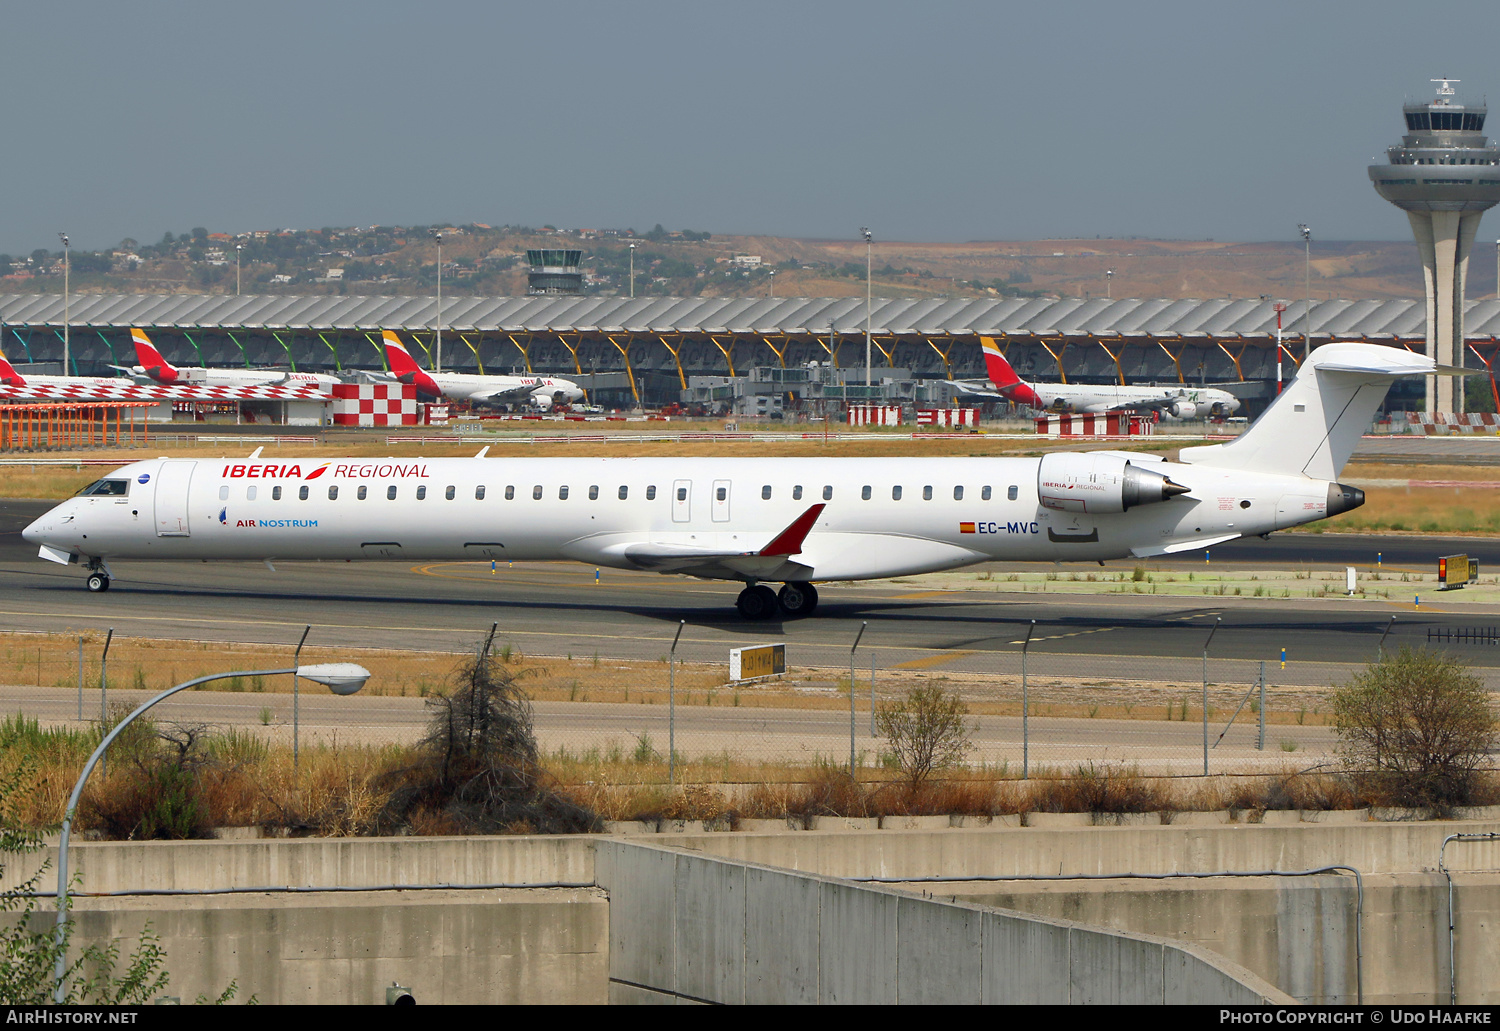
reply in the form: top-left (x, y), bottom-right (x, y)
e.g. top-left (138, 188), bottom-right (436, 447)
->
top-left (735, 581), bottom-right (818, 620)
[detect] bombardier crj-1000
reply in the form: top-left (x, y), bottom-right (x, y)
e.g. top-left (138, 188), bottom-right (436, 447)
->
top-left (22, 344), bottom-right (1433, 619)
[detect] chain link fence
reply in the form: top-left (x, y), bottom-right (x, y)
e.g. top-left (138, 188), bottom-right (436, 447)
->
top-left (4, 624), bottom-right (1500, 782)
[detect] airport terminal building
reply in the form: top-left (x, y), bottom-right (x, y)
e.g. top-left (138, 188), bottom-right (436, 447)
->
top-left (4, 292), bottom-right (1499, 412)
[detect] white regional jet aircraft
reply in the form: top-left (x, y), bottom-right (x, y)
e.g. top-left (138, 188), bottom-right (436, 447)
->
top-left (379, 331), bottom-right (584, 409)
top-left (963, 337), bottom-right (1241, 419)
top-left (123, 328), bottom-right (341, 388)
top-left (22, 343), bottom-right (1431, 619)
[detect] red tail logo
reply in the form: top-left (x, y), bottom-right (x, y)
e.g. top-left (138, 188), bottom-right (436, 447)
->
top-left (979, 336), bottom-right (1043, 408)
top-left (132, 328), bottom-right (179, 383)
top-left (0, 350), bottom-right (25, 388)
top-left (382, 330), bottom-right (441, 398)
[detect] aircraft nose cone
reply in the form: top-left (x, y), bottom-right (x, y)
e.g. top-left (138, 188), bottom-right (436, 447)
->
top-left (21, 517), bottom-right (40, 544)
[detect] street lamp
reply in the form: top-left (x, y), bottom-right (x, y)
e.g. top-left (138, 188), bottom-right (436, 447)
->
top-left (430, 230), bottom-right (443, 373)
top-left (1298, 224), bottom-right (1312, 361)
top-left (1105, 268), bottom-right (1115, 299)
top-left (768, 267), bottom-right (776, 298)
top-left (235, 243), bottom-right (243, 296)
top-left (51, 662), bottom-right (371, 1003)
top-left (59, 233), bottom-right (69, 374)
top-left (628, 242), bottom-right (636, 299)
top-left (861, 227), bottom-right (872, 388)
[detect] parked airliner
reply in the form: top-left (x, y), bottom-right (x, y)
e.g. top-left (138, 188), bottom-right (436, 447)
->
top-left (122, 328), bottom-right (341, 388)
top-left (377, 331), bottom-right (584, 409)
top-left (0, 348), bottom-right (123, 392)
top-left (22, 343), bottom-right (1431, 619)
top-left (961, 337), bottom-right (1242, 419)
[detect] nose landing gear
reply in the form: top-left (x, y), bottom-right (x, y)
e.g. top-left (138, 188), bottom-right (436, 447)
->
top-left (86, 572), bottom-right (110, 593)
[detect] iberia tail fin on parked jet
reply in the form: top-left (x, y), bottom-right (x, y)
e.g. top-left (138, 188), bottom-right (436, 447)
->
top-left (381, 331), bottom-right (440, 398)
top-left (131, 328), bottom-right (179, 383)
top-left (0, 347), bottom-right (26, 387)
top-left (980, 337), bottom-right (1042, 407)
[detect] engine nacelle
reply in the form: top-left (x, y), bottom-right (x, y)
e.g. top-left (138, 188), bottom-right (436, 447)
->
top-left (1037, 452), bottom-right (1190, 514)
top-left (1168, 399), bottom-right (1199, 419)
top-left (531, 392), bottom-right (554, 411)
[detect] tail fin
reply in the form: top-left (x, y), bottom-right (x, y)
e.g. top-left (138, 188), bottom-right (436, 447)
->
top-left (981, 336), bottom-right (1022, 390)
top-left (1178, 343), bottom-right (1445, 480)
top-left (0, 347), bottom-right (25, 387)
top-left (383, 330), bottom-right (421, 375)
top-left (131, 328), bottom-right (179, 382)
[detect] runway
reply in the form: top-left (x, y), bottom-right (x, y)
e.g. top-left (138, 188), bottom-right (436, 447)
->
top-left (4, 498), bottom-right (1500, 672)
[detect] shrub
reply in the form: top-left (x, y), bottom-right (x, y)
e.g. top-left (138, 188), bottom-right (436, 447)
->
top-left (375, 649), bottom-right (599, 834)
top-left (1332, 647), bottom-right (1498, 807)
top-left (875, 686), bottom-right (976, 788)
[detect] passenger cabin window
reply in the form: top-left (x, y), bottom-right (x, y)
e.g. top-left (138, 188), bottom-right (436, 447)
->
top-left (272, 486), bottom-right (282, 501)
top-left (219, 486), bottom-right (229, 501)
top-left (357, 486), bottom-right (367, 500)
top-left (533, 485), bottom-right (543, 500)
top-left (861, 486), bottom-right (872, 501)
top-left (1007, 485), bottom-right (1018, 501)
top-left (589, 485), bottom-right (599, 500)
top-left (416, 486), bottom-right (426, 500)
top-left (247, 486), bottom-right (258, 501)
top-left (299, 486), bottom-right (309, 501)
top-left (762, 485), bottom-right (772, 500)
top-left (716, 486), bottom-right (727, 502)
top-left (982, 486), bottom-right (992, 501)
top-left (559, 486), bottom-right (569, 500)
top-left (823, 485), bottom-right (833, 501)
top-left (954, 486), bottom-right (964, 501)
top-left (504, 485), bottom-right (514, 500)
top-left (677, 487), bottom-right (688, 502)
top-left (923, 486), bottom-right (932, 501)
top-left (793, 485), bottom-right (803, 501)
top-left (618, 486), bottom-right (628, 500)
top-left (891, 486), bottom-right (902, 501)
top-left (445, 486), bottom-right (455, 500)
top-left (387, 486), bottom-right (398, 500)
top-left (646, 485), bottom-right (657, 500)
top-left (475, 486), bottom-right (486, 500)
top-left (328, 486), bottom-right (339, 501)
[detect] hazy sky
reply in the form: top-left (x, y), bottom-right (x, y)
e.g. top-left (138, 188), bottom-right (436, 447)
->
top-left (5, 0), bottom-right (1500, 252)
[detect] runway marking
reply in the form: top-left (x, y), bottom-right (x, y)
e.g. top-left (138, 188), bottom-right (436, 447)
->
top-left (1006, 627), bottom-right (1118, 645)
top-left (892, 650), bottom-right (977, 670)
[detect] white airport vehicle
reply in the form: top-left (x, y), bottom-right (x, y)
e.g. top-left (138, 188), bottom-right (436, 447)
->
top-left (22, 343), bottom-right (1433, 619)
top-left (376, 331), bottom-right (584, 409)
top-left (123, 328), bottom-right (341, 388)
top-left (960, 336), bottom-right (1241, 418)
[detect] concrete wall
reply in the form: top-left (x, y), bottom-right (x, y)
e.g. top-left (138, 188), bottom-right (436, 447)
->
top-left (593, 839), bottom-right (1290, 1005)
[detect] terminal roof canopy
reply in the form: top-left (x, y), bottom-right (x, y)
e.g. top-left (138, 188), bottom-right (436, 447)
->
top-left (1, 294), bottom-right (1497, 340)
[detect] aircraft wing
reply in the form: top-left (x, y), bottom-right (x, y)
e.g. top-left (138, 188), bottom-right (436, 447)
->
top-left (620, 504), bottom-right (824, 579)
top-left (1103, 397), bottom-right (1173, 413)
top-left (471, 385), bottom-right (538, 404)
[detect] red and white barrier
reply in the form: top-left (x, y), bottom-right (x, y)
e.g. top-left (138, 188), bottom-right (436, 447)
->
top-left (1035, 413), bottom-right (1154, 437)
top-left (916, 407), bottom-right (979, 427)
top-left (847, 405), bottom-right (903, 427)
top-left (1403, 412), bottom-right (1500, 434)
top-left (330, 383), bottom-right (418, 426)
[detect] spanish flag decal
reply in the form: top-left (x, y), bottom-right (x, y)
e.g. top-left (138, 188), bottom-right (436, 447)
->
top-left (959, 522), bottom-right (976, 534)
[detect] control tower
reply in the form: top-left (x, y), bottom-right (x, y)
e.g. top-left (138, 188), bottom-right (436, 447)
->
top-left (1370, 78), bottom-right (1500, 413)
top-left (526, 249), bottom-right (584, 295)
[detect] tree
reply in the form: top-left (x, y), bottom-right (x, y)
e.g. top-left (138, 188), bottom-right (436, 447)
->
top-left (1332, 647), bottom-right (1497, 807)
top-left (0, 760), bottom-right (169, 1004)
top-left (875, 686), bottom-right (976, 788)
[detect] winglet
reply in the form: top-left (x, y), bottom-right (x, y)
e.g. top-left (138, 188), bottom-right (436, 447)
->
top-left (758, 503), bottom-right (825, 557)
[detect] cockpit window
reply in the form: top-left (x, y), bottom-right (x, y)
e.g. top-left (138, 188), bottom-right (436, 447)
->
top-left (77, 479), bottom-right (129, 497)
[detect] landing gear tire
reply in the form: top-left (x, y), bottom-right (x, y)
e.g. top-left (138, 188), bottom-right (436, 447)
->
top-left (735, 584), bottom-right (780, 620)
top-left (86, 572), bottom-right (110, 593)
top-left (777, 581), bottom-right (819, 618)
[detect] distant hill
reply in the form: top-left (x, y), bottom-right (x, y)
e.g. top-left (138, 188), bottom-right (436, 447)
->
top-left (0, 224), bottom-right (1466, 303)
